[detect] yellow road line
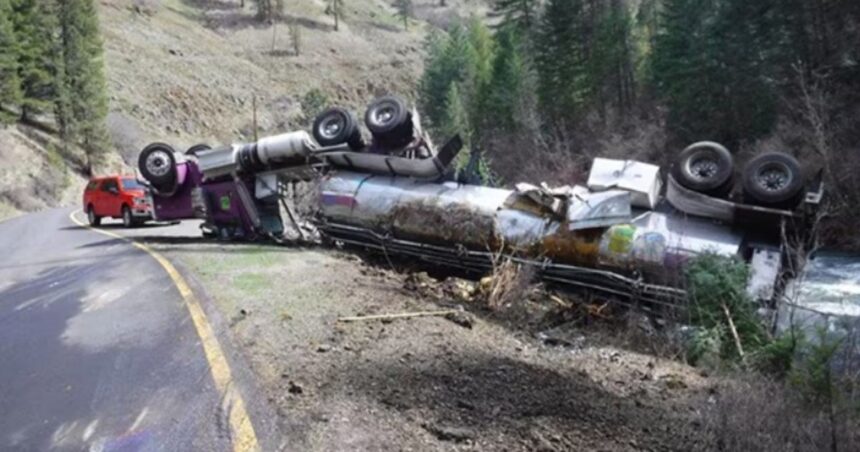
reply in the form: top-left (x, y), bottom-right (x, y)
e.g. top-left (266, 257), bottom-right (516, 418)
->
top-left (69, 210), bottom-right (260, 452)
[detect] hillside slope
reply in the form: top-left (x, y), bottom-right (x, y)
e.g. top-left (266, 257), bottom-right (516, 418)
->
top-left (1, 0), bottom-right (484, 219)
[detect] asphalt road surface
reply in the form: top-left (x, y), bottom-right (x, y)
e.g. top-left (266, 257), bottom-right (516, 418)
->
top-left (0, 208), bottom-right (264, 451)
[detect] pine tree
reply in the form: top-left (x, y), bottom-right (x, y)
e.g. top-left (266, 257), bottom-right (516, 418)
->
top-left (12, 0), bottom-right (61, 123)
top-left (489, 0), bottom-right (538, 33)
top-left (587, 0), bottom-right (635, 118)
top-left (534, 0), bottom-right (589, 126)
top-left (0, 0), bottom-right (21, 123)
top-left (651, 0), bottom-right (779, 144)
top-left (57, 0), bottom-right (109, 171)
top-left (482, 27), bottom-right (524, 130)
top-left (419, 25), bottom-right (479, 130)
top-left (394, 0), bottom-right (413, 30)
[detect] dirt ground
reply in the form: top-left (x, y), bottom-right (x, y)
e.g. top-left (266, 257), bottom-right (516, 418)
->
top-left (153, 240), bottom-right (716, 451)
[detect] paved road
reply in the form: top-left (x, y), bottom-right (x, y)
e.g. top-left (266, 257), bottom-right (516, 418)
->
top-left (0, 208), bottom-right (248, 451)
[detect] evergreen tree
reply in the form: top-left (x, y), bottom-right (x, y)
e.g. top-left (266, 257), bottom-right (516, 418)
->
top-left (489, 0), bottom-right (538, 34)
top-left (418, 25), bottom-right (479, 130)
top-left (12, 0), bottom-right (61, 123)
top-left (394, 0), bottom-right (413, 30)
top-left (651, 0), bottom-right (779, 144)
top-left (57, 0), bottom-right (109, 170)
top-left (534, 0), bottom-right (589, 126)
top-left (588, 0), bottom-right (635, 118)
top-left (482, 27), bottom-right (525, 130)
top-left (0, 0), bottom-right (21, 123)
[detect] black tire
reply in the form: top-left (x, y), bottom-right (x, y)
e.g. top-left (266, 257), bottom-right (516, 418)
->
top-left (742, 152), bottom-right (804, 208)
top-left (672, 141), bottom-right (735, 196)
top-left (87, 205), bottom-right (101, 226)
top-left (364, 95), bottom-right (413, 148)
top-left (185, 143), bottom-right (212, 157)
top-left (312, 107), bottom-right (364, 150)
top-left (122, 205), bottom-right (135, 228)
top-left (139, 143), bottom-right (177, 186)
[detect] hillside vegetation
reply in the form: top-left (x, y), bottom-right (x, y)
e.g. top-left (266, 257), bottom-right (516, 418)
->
top-left (0, 0), bottom-right (483, 219)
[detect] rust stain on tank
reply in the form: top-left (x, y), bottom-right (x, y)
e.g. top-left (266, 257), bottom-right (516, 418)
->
top-left (539, 227), bottom-right (603, 266)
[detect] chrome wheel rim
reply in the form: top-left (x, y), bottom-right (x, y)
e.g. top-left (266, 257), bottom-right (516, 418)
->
top-left (687, 154), bottom-right (719, 181)
top-left (373, 102), bottom-right (397, 126)
top-left (757, 162), bottom-right (791, 192)
top-left (320, 114), bottom-right (345, 140)
top-left (145, 150), bottom-right (171, 177)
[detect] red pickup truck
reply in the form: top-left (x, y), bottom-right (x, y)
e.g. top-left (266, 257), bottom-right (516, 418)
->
top-left (82, 176), bottom-right (152, 227)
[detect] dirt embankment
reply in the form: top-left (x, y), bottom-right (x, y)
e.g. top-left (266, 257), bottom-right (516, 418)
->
top-left (159, 240), bottom-right (715, 451)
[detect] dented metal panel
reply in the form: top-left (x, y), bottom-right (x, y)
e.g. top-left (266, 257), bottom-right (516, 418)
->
top-left (588, 158), bottom-right (662, 209)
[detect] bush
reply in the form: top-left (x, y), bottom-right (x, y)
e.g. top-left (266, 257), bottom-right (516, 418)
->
top-left (685, 253), bottom-right (766, 362)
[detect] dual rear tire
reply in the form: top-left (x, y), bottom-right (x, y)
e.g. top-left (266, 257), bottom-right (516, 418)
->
top-left (311, 95), bottom-right (414, 150)
top-left (673, 142), bottom-right (805, 208)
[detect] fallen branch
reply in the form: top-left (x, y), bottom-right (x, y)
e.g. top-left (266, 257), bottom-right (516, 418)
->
top-left (337, 309), bottom-right (461, 322)
top-left (722, 303), bottom-right (746, 362)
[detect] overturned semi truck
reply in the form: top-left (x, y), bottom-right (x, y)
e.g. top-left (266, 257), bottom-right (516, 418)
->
top-left (136, 95), bottom-right (824, 317)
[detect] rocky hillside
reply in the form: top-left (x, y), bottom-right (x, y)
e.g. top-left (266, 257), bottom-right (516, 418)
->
top-left (0, 0), bottom-right (486, 220)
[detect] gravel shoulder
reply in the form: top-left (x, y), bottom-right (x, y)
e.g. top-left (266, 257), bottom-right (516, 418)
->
top-left (138, 236), bottom-right (716, 451)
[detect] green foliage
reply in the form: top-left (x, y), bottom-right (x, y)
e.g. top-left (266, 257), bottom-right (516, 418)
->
top-left (57, 0), bottom-right (109, 160)
top-left (685, 253), bottom-right (766, 360)
top-left (752, 328), bottom-right (804, 378)
top-left (651, 0), bottom-right (780, 145)
top-left (480, 27), bottom-right (524, 131)
top-left (588, 2), bottom-right (635, 115)
top-left (419, 23), bottom-right (483, 131)
top-left (301, 88), bottom-right (328, 124)
top-left (686, 326), bottom-right (724, 368)
top-left (394, 0), bottom-right (413, 30)
top-left (0, 0), bottom-right (21, 123)
top-left (12, 0), bottom-right (61, 122)
top-left (789, 328), bottom-right (844, 406)
top-left (489, 0), bottom-right (538, 33)
top-left (534, 0), bottom-right (589, 125)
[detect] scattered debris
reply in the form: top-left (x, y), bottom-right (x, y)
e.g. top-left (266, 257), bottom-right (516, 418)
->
top-left (337, 309), bottom-right (462, 323)
top-left (444, 311), bottom-right (474, 329)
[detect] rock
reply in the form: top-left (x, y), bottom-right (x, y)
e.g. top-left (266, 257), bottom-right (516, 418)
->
top-left (317, 344), bottom-right (332, 353)
top-left (422, 423), bottom-right (474, 443)
top-left (288, 381), bottom-right (303, 395)
top-left (445, 311), bottom-right (474, 329)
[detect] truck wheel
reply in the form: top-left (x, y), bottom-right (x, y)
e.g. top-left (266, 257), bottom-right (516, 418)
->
top-left (185, 143), bottom-right (212, 157)
top-left (312, 107), bottom-right (363, 150)
top-left (364, 95), bottom-right (413, 148)
top-left (87, 206), bottom-right (101, 226)
top-left (122, 206), bottom-right (135, 228)
top-left (742, 152), bottom-right (804, 208)
top-left (672, 141), bottom-right (734, 196)
top-left (139, 143), bottom-right (177, 186)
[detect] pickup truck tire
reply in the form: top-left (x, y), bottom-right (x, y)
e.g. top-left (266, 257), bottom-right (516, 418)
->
top-left (742, 152), bottom-right (804, 208)
top-left (186, 143), bottom-right (211, 157)
top-left (672, 141), bottom-right (734, 196)
top-left (87, 205), bottom-right (101, 226)
top-left (139, 143), bottom-right (177, 187)
top-left (122, 205), bottom-right (134, 228)
top-left (364, 95), bottom-right (413, 148)
top-left (313, 107), bottom-right (364, 150)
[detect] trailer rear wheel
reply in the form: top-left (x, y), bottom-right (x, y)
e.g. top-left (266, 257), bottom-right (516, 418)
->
top-left (313, 107), bottom-right (364, 150)
top-left (364, 95), bottom-right (413, 148)
top-left (742, 152), bottom-right (804, 208)
top-left (672, 141), bottom-right (734, 196)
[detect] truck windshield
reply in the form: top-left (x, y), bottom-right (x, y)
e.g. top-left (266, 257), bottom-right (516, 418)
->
top-left (121, 178), bottom-right (143, 189)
